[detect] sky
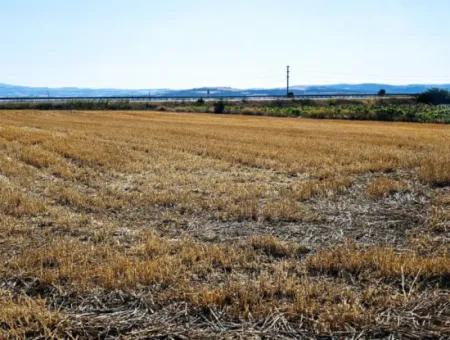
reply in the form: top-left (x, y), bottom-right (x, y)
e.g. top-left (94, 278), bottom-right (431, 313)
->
top-left (1, 0), bottom-right (450, 89)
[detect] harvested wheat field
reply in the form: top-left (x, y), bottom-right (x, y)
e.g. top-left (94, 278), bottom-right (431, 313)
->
top-left (0, 109), bottom-right (449, 338)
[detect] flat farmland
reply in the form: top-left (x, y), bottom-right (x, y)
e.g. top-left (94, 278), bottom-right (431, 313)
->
top-left (0, 110), bottom-right (449, 338)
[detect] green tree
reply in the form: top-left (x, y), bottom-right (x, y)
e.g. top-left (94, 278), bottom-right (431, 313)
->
top-left (213, 101), bottom-right (225, 113)
top-left (378, 89), bottom-right (386, 96)
top-left (417, 88), bottom-right (450, 105)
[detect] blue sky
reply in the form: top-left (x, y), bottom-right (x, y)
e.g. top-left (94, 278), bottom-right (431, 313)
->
top-left (1, 0), bottom-right (449, 89)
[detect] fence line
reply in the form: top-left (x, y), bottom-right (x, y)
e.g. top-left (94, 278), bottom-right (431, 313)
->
top-left (0, 93), bottom-right (416, 103)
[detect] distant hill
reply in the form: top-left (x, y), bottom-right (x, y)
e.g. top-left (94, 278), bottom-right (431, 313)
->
top-left (1, 83), bottom-right (450, 98)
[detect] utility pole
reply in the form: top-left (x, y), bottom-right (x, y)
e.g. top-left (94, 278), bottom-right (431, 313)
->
top-left (286, 65), bottom-right (290, 97)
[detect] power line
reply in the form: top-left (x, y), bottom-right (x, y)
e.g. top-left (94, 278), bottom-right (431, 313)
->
top-left (286, 65), bottom-right (290, 96)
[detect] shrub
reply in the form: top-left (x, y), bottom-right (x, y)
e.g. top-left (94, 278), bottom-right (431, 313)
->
top-left (213, 101), bottom-right (225, 114)
top-left (417, 88), bottom-right (450, 105)
top-left (273, 100), bottom-right (285, 108)
top-left (289, 108), bottom-right (302, 116)
top-left (374, 107), bottom-right (394, 121)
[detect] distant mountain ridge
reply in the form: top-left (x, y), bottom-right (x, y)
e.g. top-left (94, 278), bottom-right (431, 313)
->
top-left (1, 83), bottom-right (450, 98)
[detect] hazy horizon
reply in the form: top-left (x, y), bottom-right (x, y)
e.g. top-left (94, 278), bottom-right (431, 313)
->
top-left (3, 81), bottom-right (450, 91)
top-left (2, 0), bottom-right (450, 89)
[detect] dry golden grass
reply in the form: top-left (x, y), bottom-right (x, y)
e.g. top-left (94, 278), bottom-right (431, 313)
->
top-left (0, 110), bottom-right (449, 337)
top-left (3, 235), bottom-right (426, 332)
top-left (0, 185), bottom-right (46, 217)
top-left (419, 156), bottom-right (450, 187)
top-left (250, 235), bottom-right (309, 258)
top-left (425, 205), bottom-right (450, 233)
top-left (367, 177), bottom-right (407, 198)
top-left (306, 245), bottom-right (450, 285)
top-left (0, 290), bottom-right (64, 338)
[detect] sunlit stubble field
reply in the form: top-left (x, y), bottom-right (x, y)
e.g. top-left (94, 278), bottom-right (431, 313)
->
top-left (0, 109), bottom-right (449, 338)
